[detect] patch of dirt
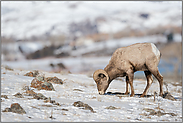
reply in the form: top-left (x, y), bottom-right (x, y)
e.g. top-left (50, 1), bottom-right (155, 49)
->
top-left (2, 103), bottom-right (26, 114)
top-left (13, 92), bottom-right (24, 98)
top-left (73, 101), bottom-right (96, 113)
top-left (1, 95), bottom-right (9, 99)
top-left (162, 92), bottom-right (176, 101)
top-left (24, 70), bottom-right (39, 77)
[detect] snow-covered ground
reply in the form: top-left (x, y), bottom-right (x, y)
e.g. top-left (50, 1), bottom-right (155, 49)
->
top-left (1, 1), bottom-right (182, 39)
top-left (1, 65), bottom-right (182, 122)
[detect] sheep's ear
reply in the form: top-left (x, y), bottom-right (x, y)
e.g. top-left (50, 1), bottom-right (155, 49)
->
top-left (93, 69), bottom-right (109, 82)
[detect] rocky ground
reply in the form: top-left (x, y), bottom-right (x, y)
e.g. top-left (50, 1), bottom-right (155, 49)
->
top-left (1, 65), bottom-right (182, 122)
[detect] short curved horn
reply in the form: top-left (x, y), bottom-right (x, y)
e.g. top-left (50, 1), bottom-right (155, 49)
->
top-left (93, 69), bottom-right (109, 82)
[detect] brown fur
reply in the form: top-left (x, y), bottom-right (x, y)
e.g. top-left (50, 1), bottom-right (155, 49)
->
top-left (93, 43), bottom-right (163, 97)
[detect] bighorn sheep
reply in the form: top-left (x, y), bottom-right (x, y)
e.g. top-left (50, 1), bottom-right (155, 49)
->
top-left (93, 43), bottom-right (163, 97)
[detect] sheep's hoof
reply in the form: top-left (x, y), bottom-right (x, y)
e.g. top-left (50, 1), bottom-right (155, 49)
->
top-left (130, 94), bottom-right (134, 97)
top-left (140, 94), bottom-right (145, 97)
top-left (159, 93), bottom-right (163, 97)
top-left (124, 92), bottom-right (129, 95)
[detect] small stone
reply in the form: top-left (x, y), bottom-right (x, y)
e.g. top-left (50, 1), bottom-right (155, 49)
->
top-left (73, 101), bottom-right (96, 113)
top-left (5, 66), bottom-right (14, 71)
top-left (33, 93), bottom-right (48, 100)
top-left (46, 76), bottom-right (63, 85)
top-left (22, 86), bottom-right (30, 91)
top-left (1, 95), bottom-right (9, 99)
top-left (3, 103), bottom-right (26, 114)
top-left (24, 70), bottom-right (39, 77)
top-left (24, 72), bottom-right (34, 77)
top-left (13, 92), bottom-right (24, 98)
top-left (36, 76), bottom-right (44, 81)
top-left (61, 108), bottom-right (68, 111)
top-left (2, 108), bottom-right (12, 112)
top-left (24, 90), bottom-right (37, 96)
top-left (105, 106), bottom-right (120, 110)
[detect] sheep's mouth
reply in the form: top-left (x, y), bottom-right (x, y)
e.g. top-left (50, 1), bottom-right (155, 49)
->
top-left (98, 91), bottom-right (105, 95)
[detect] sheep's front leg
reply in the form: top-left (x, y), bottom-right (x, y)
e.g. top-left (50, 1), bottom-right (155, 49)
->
top-left (124, 76), bottom-right (129, 95)
top-left (127, 70), bottom-right (134, 97)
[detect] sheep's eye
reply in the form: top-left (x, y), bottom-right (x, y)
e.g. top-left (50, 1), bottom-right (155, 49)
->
top-left (99, 73), bottom-right (105, 78)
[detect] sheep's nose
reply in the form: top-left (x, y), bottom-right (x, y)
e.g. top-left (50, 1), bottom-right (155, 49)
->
top-left (99, 91), bottom-right (104, 95)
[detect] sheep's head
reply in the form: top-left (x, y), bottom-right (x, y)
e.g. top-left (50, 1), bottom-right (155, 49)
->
top-left (93, 69), bottom-right (109, 95)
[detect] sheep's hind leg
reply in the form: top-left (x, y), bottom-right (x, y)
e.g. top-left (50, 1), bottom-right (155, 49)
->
top-left (140, 71), bottom-right (153, 97)
top-left (124, 76), bottom-right (129, 95)
top-left (149, 68), bottom-right (163, 96)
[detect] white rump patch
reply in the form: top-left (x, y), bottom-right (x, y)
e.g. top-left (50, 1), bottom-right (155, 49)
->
top-left (151, 43), bottom-right (160, 59)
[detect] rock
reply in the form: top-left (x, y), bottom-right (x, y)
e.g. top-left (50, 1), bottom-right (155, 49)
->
top-left (1, 95), bottom-right (8, 99)
top-left (5, 65), bottom-right (14, 71)
top-left (143, 108), bottom-right (177, 117)
top-left (22, 86), bottom-right (30, 91)
top-left (45, 76), bottom-right (63, 85)
top-left (162, 92), bottom-right (176, 101)
top-left (31, 77), bottom-right (55, 91)
top-left (24, 90), bottom-right (37, 96)
top-left (149, 110), bottom-right (177, 117)
top-left (2, 103), bottom-right (26, 114)
top-left (3, 108), bottom-right (12, 112)
top-left (105, 106), bottom-right (120, 110)
top-left (57, 62), bottom-right (66, 69)
top-left (44, 97), bottom-right (52, 103)
top-left (13, 92), bottom-right (24, 98)
top-left (61, 108), bottom-right (68, 111)
top-left (73, 89), bottom-right (83, 92)
top-left (44, 97), bottom-right (61, 106)
top-left (33, 93), bottom-right (48, 100)
top-left (24, 70), bottom-right (39, 77)
top-left (73, 101), bottom-right (96, 113)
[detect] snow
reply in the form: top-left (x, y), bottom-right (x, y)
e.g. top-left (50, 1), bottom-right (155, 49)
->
top-left (1, 1), bottom-right (182, 39)
top-left (1, 65), bottom-right (182, 122)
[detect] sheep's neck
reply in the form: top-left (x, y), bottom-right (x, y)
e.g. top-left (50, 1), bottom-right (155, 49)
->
top-left (104, 64), bottom-right (126, 83)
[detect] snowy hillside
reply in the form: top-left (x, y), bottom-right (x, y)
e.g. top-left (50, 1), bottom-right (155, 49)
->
top-left (1, 65), bottom-right (182, 122)
top-left (1, 1), bottom-right (182, 40)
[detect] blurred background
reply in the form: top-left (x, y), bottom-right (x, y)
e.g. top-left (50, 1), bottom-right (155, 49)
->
top-left (1, 1), bottom-right (182, 82)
